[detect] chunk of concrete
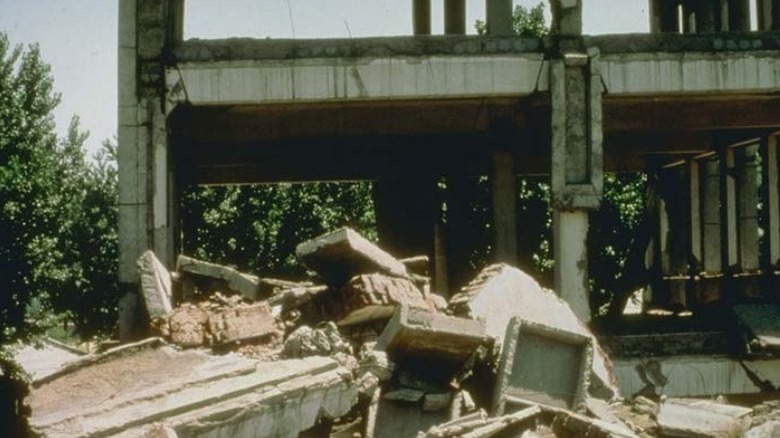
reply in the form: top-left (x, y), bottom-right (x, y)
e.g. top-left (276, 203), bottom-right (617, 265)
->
top-left (732, 304), bottom-right (780, 355)
top-left (493, 317), bottom-right (591, 414)
top-left (296, 227), bottom-right (408, 286)
top-left (207, 302), bottom-right (283, 346)
top-left (177, 255), bottom-right (260, 299)
top-left (319, 273), bottom-right (430, 325)
top-left (450, 264), bottom-right (618, 400)
top-left (746, 420), bottom-right (780, 438)
top-left (166, 304), bottom-right (208, 347)
top-left (657, 398), bottom-right (752, 438)
top-left (137, 250), bottom-right (173, 319)
top-left (283, 322), bottom-right (352, 359)
top-left (376, 305), bottom-right (489, 383)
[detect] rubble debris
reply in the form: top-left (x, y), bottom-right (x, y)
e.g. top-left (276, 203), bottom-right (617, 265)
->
top-left (732, 303), bottom-right (780, 355)
top-left (177, 254), bottom-right (261, 299)
top-left (152, 294), bottom-right (284, 350)
top-left (27, 338), bottom-right (357, 438)
top-left (449, 264), bottom-right (618, 400)
top-left (283, 322), bottom-right (353, 358)
top-left (296, 227), bottom-right (408, 285)
top-left (319, 273), bottom-right (431, 325)
top-left (656, 398), bottom-right (752, 438)
top-left (376, 305), bottom-right (489, 383)
top-left (493, 317), bottom-right (591, 413)
top-left (267, 283), bottom-right (329, 311)
top-left (400, 255), bottom-right (430, 276)
top-left (137, 250), bottom-right (173, 319)
top-left (370, 394), bottom-right (452, 438)
top-left (420, 406), bottom-right (542, 438)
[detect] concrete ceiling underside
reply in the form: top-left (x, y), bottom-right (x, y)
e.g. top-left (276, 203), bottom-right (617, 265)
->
top-left (171, 94), bottom-right (780, 184)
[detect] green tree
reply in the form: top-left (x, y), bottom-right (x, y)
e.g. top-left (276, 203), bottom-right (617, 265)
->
top-left (0, 33), bottom-right (63, 345)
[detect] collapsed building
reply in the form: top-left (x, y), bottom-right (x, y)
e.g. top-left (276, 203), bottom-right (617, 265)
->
top-left (20, 0), bottom-right (777, 436)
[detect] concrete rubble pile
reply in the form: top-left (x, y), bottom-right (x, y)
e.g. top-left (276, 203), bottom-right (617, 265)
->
top-left (22, 228), bottom-right (780, 437)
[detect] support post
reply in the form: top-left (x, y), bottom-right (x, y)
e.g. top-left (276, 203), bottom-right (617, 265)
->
top-left (689, 160), bottom-right (702, 271)
top-left (736, 145), bottom-right (760, 272)
top-left (413, 0), bottom-right (431, 35)
top-left (761, 134), bottom-right (780, 270)
top-left (728, 0), bottom-right (751, 30)
top-left (702, 157), bottom-right (722, 274)
top-left (722, 147), bottom-right (738, 271)
top-left (445, 0), bottom-right (467, 35)
top-left (550, 0), bottom-right (602, 322)
top-left (492, 150), bottom-right (518, 264)
top-left (650, 0), bottom-right (681, 33)
top-left (757, 0), bottom-right (780, 30)
top-left (118, 0), bottom-right (181, 340)
top-left (486, 0), bottom-right (513, 35)
top-left (694, 0), bottom-right (718, 32)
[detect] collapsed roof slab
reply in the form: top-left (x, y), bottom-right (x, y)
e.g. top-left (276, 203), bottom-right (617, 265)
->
top-left (28, 338), bottom-right (357, 438)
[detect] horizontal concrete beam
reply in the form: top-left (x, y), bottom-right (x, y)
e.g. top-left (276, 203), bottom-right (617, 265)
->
top-left (168, 55), bottom-right (547, 105)
top-left (169, 50), bottom-right (780, 106)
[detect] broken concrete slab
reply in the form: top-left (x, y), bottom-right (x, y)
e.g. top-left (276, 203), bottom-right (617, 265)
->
top-left (493, 317), bottom-right (591, 414)
top-left (296, 227), bottom-right (408, 286)
top-left (551, 408), bottom-right (640, 438)
top-left (450, 264), bottom-right (618, 400)
top-left (733, 303), bottom-right (780, 355)
top-left (657, 398), bottom-right (752, 438)
top-left (138, 250), bottom-right (173, 319)
top-left (746, 420), bottom-right (780, 438)
top-left (13, 338), bottom-right (86, 382)
top-left (177, 255), bottom-right (260, 299)
top-left (742, 358), bottom-right (780, 391)
top-left (612, 355), bottom-right (761, 398)
top-left (376, 305), bottom-right (489, 383)
top-left (28, 338), bottom-right (357, 438)
top-left (318, 273), bottom-right (430, 325)
top-left (369, 395), bottom-right (451, 438)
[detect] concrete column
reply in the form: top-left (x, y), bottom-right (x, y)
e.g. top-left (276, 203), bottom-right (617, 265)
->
top-left (761, 134), bottom-right (780, 269)
top-left (549, 0), bottom-right (602, 322)
top-left (118, 0), bottom-right (182, 340)
top-left (728, 0), bottom-right (751, 30)
top-left (445, 0), bottom-right (467, 35)
top-left (486, 0), bottom-right (513, 36)
top-left (491, 150), bottom-right (518, 264)
top-left (553, 211), bottom-right (590, 321)
top-left (702, 157), bottom-right (722, 273)
top-left (650, 0), bottom-right (681, 33)
top-left (722, 148), bottom-right (738, 270)
top-left (736, 145), bottom-right (760, 272)
top-left (689, 160), bottom-right (703, 271)
top-left (413, 0), bottom-right (431, 35)
top-left (694, 0), bottom-right (718, 32)
top-left (757, 0), bottom-right (780, 30)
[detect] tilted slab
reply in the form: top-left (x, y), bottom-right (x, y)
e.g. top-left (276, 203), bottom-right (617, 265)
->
top-left (177, 255), bottom-right (260, 299)
top-left (449, 264), bottom-right (618, 400)
top-left (138, 250), bottom-right (173, 319)
top-left (28, 339), bottom-right (357, 438)
top-left (296, 227), bottom-right (407, 286)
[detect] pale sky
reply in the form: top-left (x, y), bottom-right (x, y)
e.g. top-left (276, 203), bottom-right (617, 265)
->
top-left (0, 0), bottom-right (648, 154)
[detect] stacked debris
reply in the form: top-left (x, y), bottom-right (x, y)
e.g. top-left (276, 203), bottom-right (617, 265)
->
top-left (22, 228), bottom-right (780, 437)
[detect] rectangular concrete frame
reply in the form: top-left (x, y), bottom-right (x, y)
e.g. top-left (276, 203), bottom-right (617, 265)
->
top-left (493, 317), bottom-right (592, 415)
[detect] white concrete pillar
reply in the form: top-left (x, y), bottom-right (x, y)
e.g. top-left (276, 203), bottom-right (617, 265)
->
top-left (723, 148), bottom-right (738, 269)
top-left (757, 0), bottom-right (780, 30)
top-left (492, 150), bottom-right (518, 264)
top-left (553, 211), bottom-right (591, 321)
top-left (689, 160), bottom-right (702, 270)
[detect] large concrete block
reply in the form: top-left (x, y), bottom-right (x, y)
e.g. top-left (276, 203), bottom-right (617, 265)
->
top-left (177, 255), bottom-right (260, 299)
top-left (376, 305), bottom-right (488, 383)
top-left (137, 250), bottom-right (173, 319)
top-left (657, 399), bottom-right (752, 438)
top-left (207, 302), bottom-right (282, 346)
top-left (296, 228), bottom-right (408, 286)
top-left (493, 317), bottom-right (591, 414)
top-left (318, 273), bottom-right (429, 325)
top-left (449, 264), bottom-right (618, 400)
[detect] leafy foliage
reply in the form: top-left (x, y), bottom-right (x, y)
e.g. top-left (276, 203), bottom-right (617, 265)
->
top-left (475, 2), bottom-right (549, 37)
top-left (181, 182), bottom-right (376, 278)
top-left (0, 33), bottom-right (120, 359)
